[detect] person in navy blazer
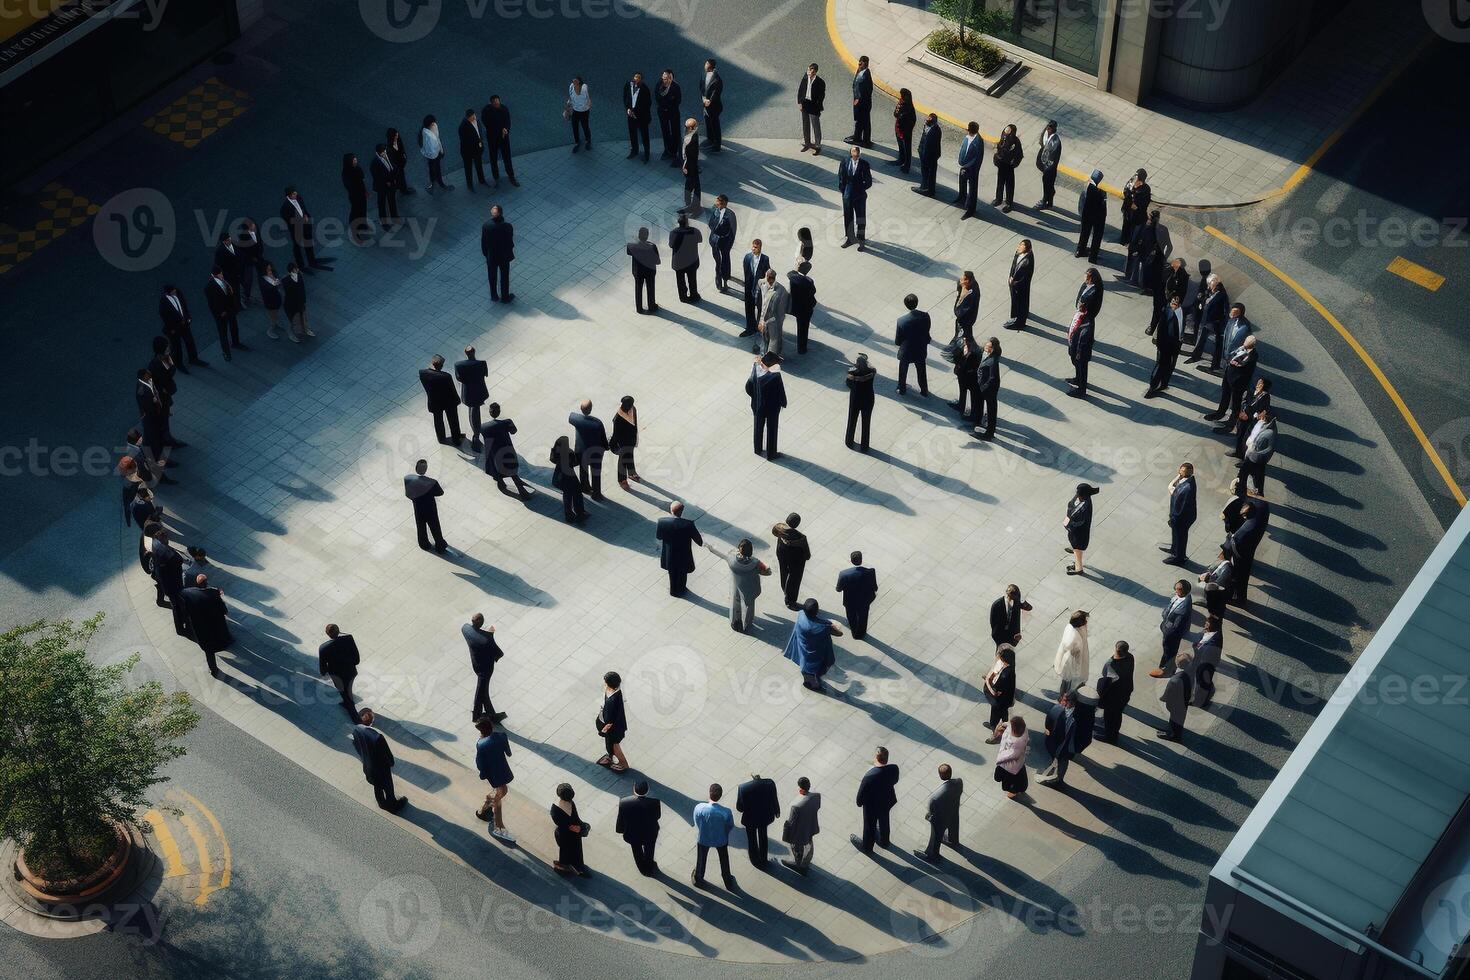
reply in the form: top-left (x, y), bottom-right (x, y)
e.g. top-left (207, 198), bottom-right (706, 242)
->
top-left (454, 346), bottom-right (490, 451)
top-left (404, 459), bottom-right (448, 552)
top-left (740, 239), bottom-right (770, 336)
top-left (1186, 274), bottom-right (1229, 368)
top-left (955, 121), bottom-right (984, 218)
top-left (1066, 313), bottom-right (1095, 399)
top-left (746, 353), bottom-right (787, 460)
top-left (419, 354), bottom-right (463, 445)
top-left (707, 195), bottom-right (737, 291)
top-left (1075, 268), bottom-right (1103, 321)
top-left (318, 623), bottom-right (361, 720)
top-left (914, 113), bottom-right (941, 195)
top-left (835, 551), bottom-right (878, 639)
top-left (655, 500), bottom-right (703, 596)
top-left (850, 746), bottom-right (900, 853)
top-left (158, 285), bottom-right (203, 368)
top-left (479, 402), bottom-right (533, 499)
top-left (837, 145), bottom-right (872, 250)
top-left (623, 71), bottom-right (653, 162)
top-left (1165, 462), bottom-right (1197, 565)
top-left (735, 774), bottom-right (780, 867)
top-left (568, 400), bottom-right (609, 499)
top-left (895, 294), bottom-right (931, 396)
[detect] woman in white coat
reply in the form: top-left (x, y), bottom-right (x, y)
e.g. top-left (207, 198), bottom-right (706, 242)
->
top-left (1053, 609), bottom-right (1089, 696)
top-left (419, 115), bottom-right (451, 193)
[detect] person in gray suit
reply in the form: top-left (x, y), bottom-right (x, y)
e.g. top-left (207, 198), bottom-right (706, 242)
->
top-left (1189, 614), bottom-right (1222, 708)
top-left (1238, 409), bottom-right (1277, 497)
top-left (704, 536), bottom-right (772, 632)
top-left (454, 345), bottom-right (490, 452)
top-left (655, 500), bottom-right (703, 596)
top-left (1159, 653), bottom-right (1193, 740)
top-left (916, 764), bottom-right (962, 862)
top-left (780, 776), bottom-right (821, 875)
top-left (1149, 581), bottom-right (1193, 677)
top-left (755, 269), bottom-right (789, 356)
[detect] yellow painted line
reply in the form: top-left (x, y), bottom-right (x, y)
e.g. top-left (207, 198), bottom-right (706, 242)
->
top-left (180, 789), bottom-right (232, 896)
top-left (143, 809), bottom-right (188, 879)
top-left (178, 812), bottom-right (216, 905)
top-left (1387, 256), bottom-right (1444, 292)
top-left (1206, 226), bottom-right (1466, 507)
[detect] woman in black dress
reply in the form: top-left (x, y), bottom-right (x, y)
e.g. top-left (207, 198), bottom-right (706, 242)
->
top-left (610, 396), bottom-right (640, 489)
top-left (892, 88), bottom-right (916, 173)
top-left (550, 436), bottom-right (586, 523)
top-left (283, 262), bottom-right (312, 341)
top-left (982, 644), bottom-right (1016, 736)
top-left (386, 127), bottom-right (413, 196)
top-left (795, 226), bottom-right (814, 267)
top-left (1064, 483), bottom-right (1099, 576)
top-left (341, 153), bottom-right (369, 244)
top-left (949, 332), bottom-right (980, 419)
top-left (844, 353), bottom-right (876, 452)
top-left (1005, 239), bottom-right (1033, 330)
top-left (259, 262), bottom-right (284, 339)
top-left (550, 783), bottom-right (590, 877)
top-left (596, 671), bottom-right (628, 772)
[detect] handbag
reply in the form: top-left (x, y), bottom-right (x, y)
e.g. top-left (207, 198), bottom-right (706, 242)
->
top-left (780, 818), bottom-right (794, 844)
top-left (593, 712), bottom-right (604, 734)
top-left (563, 100), bottom-right (572, 121)
top-left (579, 821), bottom-right (591, 837)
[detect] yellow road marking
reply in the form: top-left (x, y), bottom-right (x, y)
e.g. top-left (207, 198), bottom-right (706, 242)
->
top-left (1387, 256), bottom-right (1444, 292)
top-left (178, 813), bottom-right (219, 906)
top-left (143, 809), bottom-right (188, 879)
top-left (1206, 226), bottom-right (1466, 507)
top-left (180, 789), bottom-right (232, 893)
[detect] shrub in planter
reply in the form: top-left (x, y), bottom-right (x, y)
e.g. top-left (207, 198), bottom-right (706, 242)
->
top-left (0, 616), bottom-right (198, 883)
top-left (926, 27), bottom-right (1007, 77)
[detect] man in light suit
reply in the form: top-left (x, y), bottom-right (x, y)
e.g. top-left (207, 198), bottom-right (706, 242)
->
top-left (454, 346), bottom-right (490, 452)
top-left (1200, 550), bottom-right (1234, 620)
top-left (318, 623), bottom-right (361, 720)
top-left (700, 58), bottom-right (723, 152)
top-left (350, 709), bottom-right (406, 813)
top-left (1239, 409), bottom-right (1277, 497)
top-left (787, 262), bottom-right (816, 354)
top-left (405, 458), bottom-right (448, 552)
top-left (655, 500), bottom-right (703, 596)
top-left (916, 764), bottom-right (962, 862)
top-left (956, 121), bottom-right (983, 218)
top-left (419, 354), bottom-right (463, 445)
top-left (627, 226), bottom-right (661, 314)
top-left (837, 145), bottom-right (872, 250)
top-left (568, 399), bottom-right (608, 499)
top-left (914, 113), bottom-right (941, 195)
top-left (747, 353), bottom-right (787, 460)
top-left (735, 773), bottom-right (780, 867)
top-left (755, 269), bottom-right (789, 357)
top-left (1144, 295), bottom-right (1185, 398)
top-left (480, 204), bottom-right (515, 303)
top-left (797, 63), bottom-right (826, 153)
top-left (850, 746), bottom-right (900, 853)
top-left (1034, 120), bottom-right (1061, 209)
top-left (895, 293), bottom-right (931, 396)
top-left (670, 213), bottom-right (703, 303)
top-left (623, 71), bottom-right (653, 162)
top-left (463, 612), bottom-right (506, 723)
top-left (617, 780), bottom-right (663, 875)
top-left (846, 55), bottom-right (873, 147)
top-left (989, 584), bottom-right (1033, 649)
top-left (707, 195), bottom-right (736, 292)
top-left (835, 550), bottom-right (878, 640)
top-left (1149, 580), bottom-right (1193, 677)
top-left (740, 238), bottom-right (770, 337)
top-left (780, 776), bottom-right (821, 874)
top-left (1164, 462), bottom-right (1197, 565)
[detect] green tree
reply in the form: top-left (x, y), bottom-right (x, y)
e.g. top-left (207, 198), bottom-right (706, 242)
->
top-left (931, 0), bottom-right (1012, 44)
top-left (0, 616), bottom-right (199, 877)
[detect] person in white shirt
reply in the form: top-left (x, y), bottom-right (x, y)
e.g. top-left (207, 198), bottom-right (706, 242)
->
top-left (567, 76), bottom-right (592, 152)
top-left (418, 114), bottom-right (452, 193)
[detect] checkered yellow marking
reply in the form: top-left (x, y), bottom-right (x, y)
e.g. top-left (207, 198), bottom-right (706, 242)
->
top-left (1386, 256), bottom-right (1445, 292)
top-left (0, 182), bottom-right (100, 275)
top-left (142, 77), bottom-right (252, 149)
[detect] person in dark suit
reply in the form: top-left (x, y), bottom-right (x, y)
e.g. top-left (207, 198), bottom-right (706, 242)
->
top-left (837, 146), bottom-right (872, 250)
top-left (1145, 295), bottom-right (1185, 397)
top-left (1185, 273), bottom-right (1229, 366)
top-left (369, 144), bottom-right (400, 225)
top-left (549, 436), bottom-right (587, 523)
top-left (179, 573), bottom-right (231, 676)
top-left (892, 88), bottom-right (917, 172)
top-left (917, 764), bottom-right (962, 862)
top-left (943, 271), bottom-right (980, 361)
top-left (989, 584), bottom-right (1033, 650)
top-left (350, 708), bottom-right (406, 812)
top-left (669, 212), bottom-right (703, 303)
top-left (1200, 550), bottom-right (1234, 620)
top-left (626, 226), bottom-right (661, 314)
top-left (1227, 378), bottom-right (1273, 458)
top-left (797, 62), bottom-right (826, 153)
top-left (1205, 333), bottom-right (1259, 425)
top-left (342, 152), bottom-right (370, 244)
top-left (1005, 240), bottom-right (1034, 330)
top-left (481, 95), bottom-right (518, 186)
top-left (656, 69), bottom-right (683, 163)
top-left (949, 332), bottom-right (980, 419)
top-left (568, 399), bottom-right (608, 499)
top-left (973, 336), bottom-right (1001, 440)
top-left (404, 458), bottom-right (448, 552)
top-left (1150, 254), bottom-right (1189, 336)
top-left (895, 294), bottom-right (931, 396)
top-left (844, 354), bottom-right (876, 452)
top-left (747, 353), bottom-right (787, 460)
top-left (204, 266), bottom-right (242, 361)
top-left (835, 551), bottom-right (878, 639)
top-left (707, 195), bottom-right (736, 291)
top-left (982, 645), bottom-right (1017, 734)
top-left (1149, 580), bottom-right (1194, 676)
top-left (454, 346), bottom-right (490, 452)
top-left (480, 204), bottom-right (515, 303)
top-left (386, 127), bottom-right (413, 196)
top-left (158, 285), bottom-right (203, 368)
top-left (914, 113), bottom-right (941, 195)
top-left (318, 623), bottom-right (361, 720)
top-left (955, 121), bottom-right (983, 218)
top-left (787, 262), bottom-right (816, 354)
top-left (134, 368), bottom-right (168, 459)
top-left (850, 746), bottom-right (899, 853)
top-left (419, 354), bottom-right (463, 445)
top-left (1094, 641), bottom-right (1134, 742)
top-left (1075, 169), bottom-right (1107, 261)
top-left (847, 55), bottom-right (873, 146)
top-left (479, 403), bottom-right (533, 499)
top-left (213, 233), bottom-right (243, 309)
top-left (623, 72), bottom-right (653, 162)
top-left (458, 109), bottom-right (487, 190)
top-left (145, 349), bottom-right (183, 454)
top-left (740, 239), bottom-right (770, 337)
top-left (151, 528), bottom-right (189, 637)
top-left (700, 58), bottom-right (723, 151)
top-left (280, 187), bottom-right (329, 271)
top-left (1064, 484), bottom-right (1099, 575)
top-left (1066, 304), bottom-right (1096, 400)
top-left (598, 671), bottom-right (629, 771)
top-left (1226, 498), bottom-right (1269, 606)
top-left (735, 774), bottom-right (780, 867)
top-left (655, 500), bottom-right (703, 596)
top-left (1040, 688), bottom-right (1094, 787)
top-left (463, 612), bottom-right (507, 723)
top-left (1126, 208), bottom-right (1161, 290)
top-left (1035, 120), bottom-right (1061, 208)
top-left (992, 123), bottom-right (1023, 210)
top-left (679, 116), bottom-right (702, 215)
top-left (1165, 462), bottom-right (1197, 565)
top-left (235, 218), bottom-right (264, 304)
top-left (1119, 168), bottom-right (1150, 245)
top-left (1075, 267), bottom-right (1104, 323)
top-left (617, 780), bottom-right (662, 875)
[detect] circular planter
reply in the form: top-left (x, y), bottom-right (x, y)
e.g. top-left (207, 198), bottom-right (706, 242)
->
top-left (14, 822), bottom-right (132, 905)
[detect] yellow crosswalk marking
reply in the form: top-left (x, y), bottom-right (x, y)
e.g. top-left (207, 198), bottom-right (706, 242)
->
top-left (1387, 256), bottom-right (1445, 291)
top-left (143, 809), bottom-right (188, 879)
top-left (178, 813), bottom-right (217, 906)
top-left (179, 789), bottom-right (232, 894)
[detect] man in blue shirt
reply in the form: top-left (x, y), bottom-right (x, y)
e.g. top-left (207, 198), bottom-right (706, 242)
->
top-left (692, 783), bottom-right (737, 890)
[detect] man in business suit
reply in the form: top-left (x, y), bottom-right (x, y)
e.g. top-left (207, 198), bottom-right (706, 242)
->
top-left (458, 109), bottom-right (487, 190)
top-left (735, 773), bottom-right (780, 867)
top-left (370, 143), bottom-right (400, 225)
top-left (480, 95), bottom-right (518, 186)
top-left (1205, 333), bottom-right (1259, 426)
top-left (656, 69), bottom-right (682, 163)
top-left (1035, 120), bottom-right (1061, 208)
top-left (797, 62), bottom-right (826, 153)
top-left (1145, 295), bottom-right (1186, 398)
top-left (463, 612), bottom-right (507, 723)
top-left (1200, 550), bottom-right (1234, 620)
top-left (1075, 169), bottom-right (1107, 261)
top-left (894, 293), bottom-right (931, 396)
top-left (404, 458), bottom-right (448, 552)
top-left (419, 355), bottom-right (463, 445)
top-left (846, 55), bottom-right (873, 147)
top-left (479, 402), bottom-right (533, 499)
top-left (235, 218), bottom-right (264, 304)
top-left (147, 338), bottom-right (184, 448)
top-left (350, 709), bottom-right (406, 812)
top-left (913, 113), bottom-right (941, 196)
top-left (178, 573), bottom-right (231, 676)
top-left (280, 187), bottom-right (329, 271)
top-left (1149, 580), bottom-right (1193, 677)
top-left (989, 584), bottom-right (1033, 650)
top-left (617, 780), bottom-right (663, 875)
top-left (917, 764), bottom-right (962, 862)
top-left (669, 213), bottom-right (703, 303)
top-left (1039, 688), bottom-right (1094, 787)
top-left (626, 226), bottom-right (661, 314)
top-left (787, 262), bottom-right (816, 353)
top-left (747, 352), bottom-right (787, 460)
top-left (700, 58), bottom-right (723, 152)
top-left (568, 399), bottom-right (609, 499)
top-left (1066, 305), bottom-right (1095, 398)
top-left (838, 145), bottom-right (872, 251)
top-left (655, 500), bottom-right (703, 596)
top-left (780, 776), bottom-right (821, 874)
top-left (755, 269), bottom-right (789, 357)
top-left (740, 238), bottom-right (770, 337)
top-left (204, 266), bottom-right (242, 361)
top-left (318, 623), bottom-right (361, 720)
top-left (454, 346), bottom-right (490, 452)
top-left (956, 121), bottom-right (983, 218)
top-left (480, 204), bottom-right (515, 303)
top-left (679, 116), bottom-right (702, 215)
top-left (1227, 378), bottom-right (1273, 457)
top-left (835, 551), bottom-right (878, 640)
top-left (850, 746), bottom-right (899, 853)
top-left (213, 233), bottom-right (243, 309)
top-left (1239, 409), bottom-right (1277, 497)
top-left (623, 71), bottom-right (653, 162)
top-left (1185, 274), bottom-right (1229, 368)
top-left (134, 368), bottom-right (168, 460)
top-left (1164, 462), bottom-right (1197, 565)
top-left (1227, 498), bottom-right (1269, 606)
top-left (151, 528), bottom-right (189, 637)
top-left (159, 285), bottom-right (204, 368)
top-left (708, 195), bottom-right (736, 292)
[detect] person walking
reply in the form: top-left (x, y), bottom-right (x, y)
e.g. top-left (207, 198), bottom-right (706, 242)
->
top-left (893, 88), bottom-right (916, 172)
top-left (480, 204), bottom-right (515, 303)
top-left (844, 354), bottom-right (876, 452)
top-left (850, 746), bottom-right (899, 853)
top-left (895, 293), bottom-right (931, 396)
top-left (735, 773), bottom-right (780, 868)
top-left (1149, 580), bottom-right (1194, 678)
top-left (1054, 610), bottom-right (1090, 696)
top-left (773, 514), bottom-right (810, 610)
top-left (655, 500), bottom-right (703, 596)
top-left (350, 708), bottom-right (406, 813)
top-left (454, 346), bottom-right (490, 453)
top-left (1034, 120), bottom-right (1061, 209)
top-left (610, 396), bottom-right (640, 489)
top-left (1039, 688), bottom-right (1095, 788)
top-left (418, 115), bottom-right (452, 193)
top-left (404, 459), bottom-right (449, 552)
top-left (783, 599), bottom-right (842, 692)
top-left (616, 780), bottom-right (662, 876)
top-left (797, 63), bottom-right (825, 153)
top-left (835, 551), bottom-right (877, 640)
top-left (474, 716), bottom-right (516, 843)
top-left (692, 784), bottom-right (736, 889)
top-left (341, 153), bottom-right (369, 244)
top-left (991, 123), bottom-right (1023, 211)
top-left (1004, 239), bottom-right (1033, 330)
top-left (779, 777), bottom-right (821, 874)
top-left (566, 76), bottom-right (592, 152)
top-left (1164, 461), bottom-right (1197, 565)
top-left (1075, 169), bottom-right (1107, 261)
top-left (550, 783), bottom-right (591, 877)
top-left (704, 536), bottom-right (771, 633)
top-left (596, 671), bottom-right (628, 773)
top-left (916, 764), bottom-right (962, 863)
top-left (1063, 484), bottom-right (1098, 575)
top-left (318, 623), bottom-right (361, 721)
top-left (463, 613), bottom-right (506, 723)
top-left (982, 645), bottom-right (1017, 735)
top-left (549, 436), bottom-right (587, 523)
top-left (1094, 640), bottom-right (1134, 742)
top-left (480, 403), bottom-right (534, 500)
top-left (993, 716), bottom-right (1029, 798)
top-left (972, 336), bottom-right (1001, 440)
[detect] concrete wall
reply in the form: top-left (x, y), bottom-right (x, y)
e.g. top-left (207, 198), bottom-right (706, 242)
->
top-left (236, 0), bottom-right (267, 30)
top-left (1152, 0), bottom-right (1312, 108)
